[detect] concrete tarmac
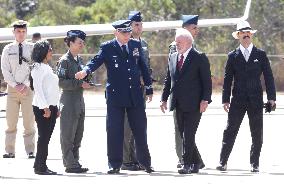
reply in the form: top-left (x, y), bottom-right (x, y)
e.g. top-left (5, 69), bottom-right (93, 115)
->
top-left (0, 92), bottom-right (283, 188)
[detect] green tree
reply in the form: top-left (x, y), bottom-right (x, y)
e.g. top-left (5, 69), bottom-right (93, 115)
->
top-left (0, 0), bottom-right (16, 27)
top-left (13, 0), bottom-right (37, 19)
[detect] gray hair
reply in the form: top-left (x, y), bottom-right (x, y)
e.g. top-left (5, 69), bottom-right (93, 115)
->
top-left (175, 28), bottom-right (194, 42)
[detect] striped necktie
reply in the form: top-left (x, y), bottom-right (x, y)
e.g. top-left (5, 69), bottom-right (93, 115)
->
top-left (244, 48), bottom-right (249, 62)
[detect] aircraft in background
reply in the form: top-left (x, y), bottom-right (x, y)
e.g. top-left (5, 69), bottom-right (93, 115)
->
top-left (0, 0), bottom-right (251, 43)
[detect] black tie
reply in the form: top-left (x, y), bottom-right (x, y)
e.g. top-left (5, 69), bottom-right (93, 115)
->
top-left (121, 45), bottom-right (128, 58)
top-left (19, 43), bottom-right (23, 65)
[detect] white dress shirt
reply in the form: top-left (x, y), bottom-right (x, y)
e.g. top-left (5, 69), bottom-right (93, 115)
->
top-left (240, 43), bottom-right (253, 60)
top-left (178, 46), bottom-right (192, 64)
top-left (31, 63), bottom-right (60, 109)
top-left (116, 38), bottom-right (129, 52)
top-left (1, 40), bottom-right (34, 87)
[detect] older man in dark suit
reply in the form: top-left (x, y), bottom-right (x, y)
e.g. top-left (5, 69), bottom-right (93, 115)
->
top-left (216, 20), bottom-right (276, 172)
top-left (75, 20), bottom-right (154, 174)
top-left (161, 28), bottom-right (212, 174)
top-left (168, 15), bottom-right (205, 170)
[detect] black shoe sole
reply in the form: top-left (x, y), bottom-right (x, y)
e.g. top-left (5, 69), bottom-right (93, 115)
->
top-left (34, 170), bottom-right (57, 175)
top-left (107, 169), bottom-right (120, 174)
top-left (65, 168), bottom-right (88, 173)
top-left (3, 154), bottom-right (15, 158)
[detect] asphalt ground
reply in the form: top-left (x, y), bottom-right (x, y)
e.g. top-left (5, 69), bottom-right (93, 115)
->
top-left (0, 92), bottom-right (284, 188)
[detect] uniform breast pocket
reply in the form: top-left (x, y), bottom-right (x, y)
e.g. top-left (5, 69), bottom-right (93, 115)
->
top-left (8, 53), bottom-right (18, 62)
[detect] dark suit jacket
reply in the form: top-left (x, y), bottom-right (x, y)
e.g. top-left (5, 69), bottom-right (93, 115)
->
top-left (161, 48), bottom-right (212, 112)
top-left (84, 38), bottom-right (153, 107)
top-left (222, 46), bottom-right (276, 104)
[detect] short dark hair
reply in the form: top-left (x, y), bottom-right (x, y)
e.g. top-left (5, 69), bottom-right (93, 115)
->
top-left (32, 32), bottom-right (41, 39)
top-left (31, 40), bottom-right (50, 63)
top-left (64, 36), bottom-right (77, 47)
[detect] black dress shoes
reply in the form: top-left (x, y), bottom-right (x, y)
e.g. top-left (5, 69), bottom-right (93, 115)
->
top-left (216, 164), bottom-right (227, 171)
top-left (107, 168), bottom-right (120, 174)
top-left (65, 167), bottom-right (89, 173)
top-left (121, 163), bottom-right (139, 171)
top-left (190, 164), bottom-right (200, 173)
top-left (34, 169), bottom-right (57, 175)
top-left (177, 161), bottom-right (183, 168)
top-left (28, 152), bottom-right (35, 159)
top-left (3, 153), bottom-right (15, 158)
top-left (145, 166), bottom-right (155, 173)
top-left (178, 165), bottom-right (191, 174)
top-left (199, 162), bottom-right (205, 169)
top-left (251, 165), bottom-right (259, 172)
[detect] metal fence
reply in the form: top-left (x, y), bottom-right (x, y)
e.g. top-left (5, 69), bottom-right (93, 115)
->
top-left (1, 54), bottom-right (284, 92)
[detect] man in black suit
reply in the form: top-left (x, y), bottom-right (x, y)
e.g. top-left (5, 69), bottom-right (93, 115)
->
top-left (169, 15), bottom-right (205, 170)
top-left (160, 28), bottom-right (212, 174)
top-left (216, 20), bottom-right (276, 172)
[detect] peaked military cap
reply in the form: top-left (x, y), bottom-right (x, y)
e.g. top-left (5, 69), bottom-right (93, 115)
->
top-left (181, 15), bottom-right (199, 27)
top-left (66, 30), bottom-right (86, 40)
top-left (112, 20), bottom-right (132, 32)
top-left (128, 11), bottom-right (142, 22)
top-left (11, 20), bottom-right (29, 28)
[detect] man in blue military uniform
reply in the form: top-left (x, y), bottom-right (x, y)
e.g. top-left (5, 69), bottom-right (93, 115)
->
top-left (75, 20), bottom-right (154, 174)
top-left (121, 10), bottom-right (152, 171)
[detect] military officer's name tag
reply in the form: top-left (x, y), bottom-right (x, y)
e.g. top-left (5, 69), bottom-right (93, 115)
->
top-left (112, 55), bottom-right (117, 62)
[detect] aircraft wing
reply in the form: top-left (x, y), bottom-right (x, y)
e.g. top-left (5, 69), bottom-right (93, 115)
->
top-left (0, 0), bottom-right (251, 43)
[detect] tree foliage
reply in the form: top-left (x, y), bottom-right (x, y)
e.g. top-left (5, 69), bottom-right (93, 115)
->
top-left (1, 0), bottom-right (283, 55)
top-left (1, 0), bottom-right (284, 90)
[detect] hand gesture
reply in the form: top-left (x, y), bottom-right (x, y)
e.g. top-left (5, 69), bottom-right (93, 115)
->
top-left (146, 94), bottom-right (153, 103)
top-left (43, 108), bottom-right (51, 118)
top-left (160, 101), bottom-right (167, 113)
top-left (75, 70), bottom-right (87, 80)
top-left (82, 81), bottom-right (91, 89)
top-left (223, 103), bottom-right (230, 113)
top-left (200, 100), bottom-right (208, 113)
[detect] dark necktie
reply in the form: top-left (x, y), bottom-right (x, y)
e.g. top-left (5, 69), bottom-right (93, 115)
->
top-left (122, 45), bottom-right (128, 58)
top-left (177, 54), bottom-right (184, 71)
top-left (19, 43), bottom-right (23, 65)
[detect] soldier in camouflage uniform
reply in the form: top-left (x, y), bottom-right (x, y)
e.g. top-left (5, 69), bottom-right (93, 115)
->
top-left (57, 30), bottom-right (90, 173)
top-left (121, 11), bottom-right (153, 171)
top-left (168, 15), bottom-right (205, 170)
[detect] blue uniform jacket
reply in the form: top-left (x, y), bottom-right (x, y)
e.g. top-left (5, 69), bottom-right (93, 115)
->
top-left (84, 38), bottom-right (153, 107)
